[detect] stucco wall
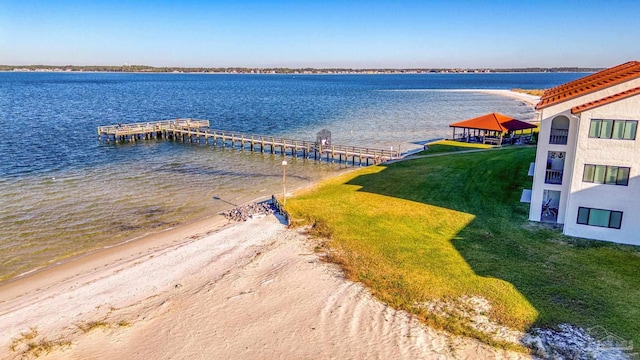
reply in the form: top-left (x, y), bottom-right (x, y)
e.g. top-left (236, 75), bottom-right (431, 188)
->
top-left (529, 78), bottom-right (640, 224)
top-left (529, 109), bottom-right (578, 222)
top-left (563, 96), bottom-right (640, 245)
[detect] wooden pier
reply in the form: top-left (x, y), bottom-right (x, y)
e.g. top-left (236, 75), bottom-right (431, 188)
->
top-left (97, 118), bottom-right (399, 166)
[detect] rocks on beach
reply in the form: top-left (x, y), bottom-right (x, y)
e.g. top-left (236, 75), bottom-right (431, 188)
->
top-left (416, 296), bottom-right (635, 360)
top-left (221, 202), bottom-right (276, 222)
top-left (522, 323), bottom-right (635, 360)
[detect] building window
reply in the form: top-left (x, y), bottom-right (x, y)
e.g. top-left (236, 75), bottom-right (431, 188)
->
top-left (582, 164), bottom-right (630, 185)
top-left (589, 119), bottom-right (638, 140)
top-left (577, 207), bottom-right (623, 229)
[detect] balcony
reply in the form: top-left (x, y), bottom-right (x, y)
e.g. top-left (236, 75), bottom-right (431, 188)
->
top-left (541, 190), bottom-right (560, 223)
top-left (549, 115), bottom-right (570, 145)
top-left (549, 128), bottom-right (568, 145)
top-left (545, 151), bottom-right (565, 185)
top-left (545, 169), bottom-right (563, 184)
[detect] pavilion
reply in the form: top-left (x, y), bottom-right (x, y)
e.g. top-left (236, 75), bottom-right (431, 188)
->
top-left (449, 112), bottom-right (537, 145)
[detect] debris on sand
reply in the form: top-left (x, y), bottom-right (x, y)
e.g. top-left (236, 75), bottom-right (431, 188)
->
top-left (221, 202), bottom-right (275, 222)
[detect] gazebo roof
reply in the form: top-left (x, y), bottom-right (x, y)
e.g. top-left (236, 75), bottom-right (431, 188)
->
top-left (449, 112), bottom-right (536, 132)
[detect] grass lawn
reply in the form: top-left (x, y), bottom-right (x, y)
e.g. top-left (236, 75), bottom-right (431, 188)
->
top-left (511, 88), bottom-right (546, 97)
top-left (285, 147), bottom-right (640, 348)
top-left (415, 139), bottom-right (494, 156)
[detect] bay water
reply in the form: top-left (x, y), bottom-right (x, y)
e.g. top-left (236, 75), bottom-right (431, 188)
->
top-left (0, 72), bottom-right (584, 282)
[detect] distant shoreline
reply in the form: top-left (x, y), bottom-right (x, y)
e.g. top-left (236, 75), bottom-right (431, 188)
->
top-left (1, 65), bottom-right (600, 75)
top-left (0, 71), bottom-right (595, 75)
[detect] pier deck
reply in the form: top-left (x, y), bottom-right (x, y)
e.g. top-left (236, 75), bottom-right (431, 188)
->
top-left (98, 118), bottom-right (399, 165)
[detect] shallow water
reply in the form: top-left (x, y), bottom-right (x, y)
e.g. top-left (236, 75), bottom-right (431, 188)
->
top-left (0, 72), bottom-right (584, 282)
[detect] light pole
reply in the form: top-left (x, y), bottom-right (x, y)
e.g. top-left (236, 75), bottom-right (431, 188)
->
top-left (281, 160), bottom-right (287, 206)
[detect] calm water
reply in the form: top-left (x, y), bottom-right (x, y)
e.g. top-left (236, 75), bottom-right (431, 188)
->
top-left (0, 72), bottom-right (584, 282)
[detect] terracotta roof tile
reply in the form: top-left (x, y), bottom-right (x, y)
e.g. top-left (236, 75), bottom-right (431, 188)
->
top-left (571, 86), bottom-right (640, 114)
top-left (536, 61), bottom-right (640, 110)
top-left (449, 112), bottom-right (537, 132)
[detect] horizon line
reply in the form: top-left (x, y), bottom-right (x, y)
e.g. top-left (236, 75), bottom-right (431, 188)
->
top-left (1, 64), bottom-right (602, 71)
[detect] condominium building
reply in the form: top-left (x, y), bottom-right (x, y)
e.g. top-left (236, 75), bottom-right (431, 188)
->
top-left (528, 61), bottom-right (640, 245)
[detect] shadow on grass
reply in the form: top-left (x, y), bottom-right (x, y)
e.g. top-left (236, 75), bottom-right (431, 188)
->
top-left (341, 147), bottom-right (640, 345)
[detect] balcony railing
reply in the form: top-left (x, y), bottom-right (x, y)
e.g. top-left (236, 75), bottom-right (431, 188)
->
top-left (545, 169), bottom-right (563, 184)
top-left (549, 128), bottom-right (568, 145)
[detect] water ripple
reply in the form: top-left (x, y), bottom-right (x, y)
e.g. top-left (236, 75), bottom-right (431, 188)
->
top-left (0, 72), bottom-right (584, 282)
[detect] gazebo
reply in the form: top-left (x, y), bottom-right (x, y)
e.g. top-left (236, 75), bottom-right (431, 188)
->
top-left (449, 112), bottom-right (537, 145)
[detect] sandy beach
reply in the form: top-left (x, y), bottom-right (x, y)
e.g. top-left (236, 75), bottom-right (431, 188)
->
top-left (476, 89), bottom-right (541, 107)
top-left (447, 89), bottom-right (541, 108)
top-left (0, 210), bottom-right (530, 359)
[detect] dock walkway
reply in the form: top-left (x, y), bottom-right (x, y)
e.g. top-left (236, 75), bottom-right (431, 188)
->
top-left (98, 118), bottom-right (399, 166)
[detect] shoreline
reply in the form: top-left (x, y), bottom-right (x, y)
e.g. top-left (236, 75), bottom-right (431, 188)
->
top-left (0, 212), bottom-right (527, 359)
top-left (0, 213), bottom-right (230, 305)
top-left (464, 89), bottom-right (541, 107)
top-left (381, 88), bottom-right (540, 111)
top-left (2, 69), bottom-right (595, 75)
top-left (451, 89), bottom-right (541, 122)
top-left (0, 191), bottom-right (271, 288)
top-left (1, 87), bottom-right (538, 287)
top-left (429, 88), bottom-right (541, 107)
top-left (0, 86), bottom-right (543, 358)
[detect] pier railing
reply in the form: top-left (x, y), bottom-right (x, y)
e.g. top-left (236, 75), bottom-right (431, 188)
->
top-left (97, 119), bottom-right (210, 137)
top-left (98, 118), bottom-right (400, 165)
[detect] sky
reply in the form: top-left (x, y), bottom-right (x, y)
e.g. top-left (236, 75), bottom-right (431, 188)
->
top-left (1, 0), bottom-right (639, 68)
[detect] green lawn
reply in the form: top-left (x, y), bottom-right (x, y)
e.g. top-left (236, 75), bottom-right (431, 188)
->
top-left (415, 139), bottom-right (494, 155)
top-left (286, 147), bottom-right (640, 348)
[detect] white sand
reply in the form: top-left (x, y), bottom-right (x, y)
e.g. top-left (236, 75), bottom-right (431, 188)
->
top-left (448, 89), bottom-right (541, 107)
top-left (0, 213), bottom-right (529, 359)
top-left (475, 89), bottom-right (541, 107)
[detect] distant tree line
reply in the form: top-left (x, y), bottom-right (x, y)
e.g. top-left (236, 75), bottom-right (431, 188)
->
top-left (0, 64), bottom-right (602, 74)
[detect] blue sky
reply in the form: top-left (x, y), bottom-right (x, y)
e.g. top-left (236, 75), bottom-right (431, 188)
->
top-left (1, 0), bottom-right (638, 68)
